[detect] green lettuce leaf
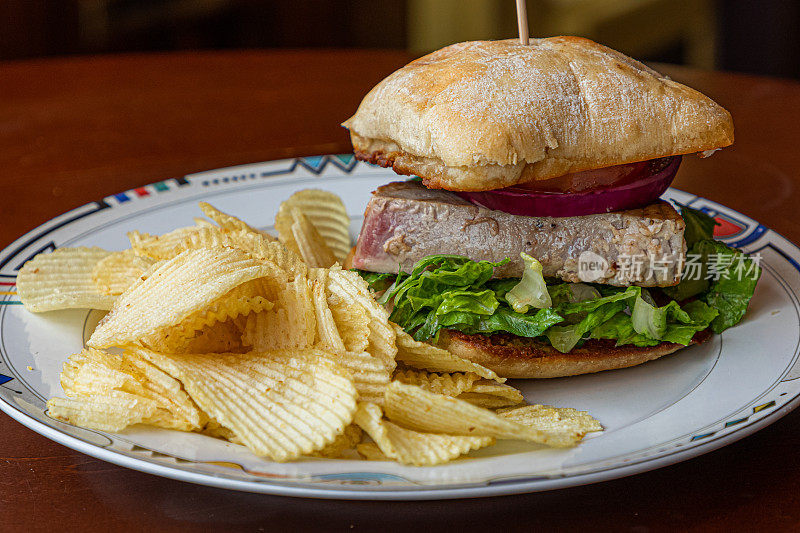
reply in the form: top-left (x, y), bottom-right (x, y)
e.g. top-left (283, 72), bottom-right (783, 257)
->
top-left (436, 289), bottom-right (499, 317)
top-left (680, 204), bottom-right (719, 247)
top-left (358, 238), bottom-right (757, 349)
top-left (592, 297), bottom-right (718, 347)
top-left (556, 286), bottom-right (640, 316)
top-left (548, 283), bottom-right (601, 307)
top-left (694, 240), bottom-right (762, 333)
top-left (590, 312), bottom-right (660, 347)
top-left (505, 253), bottom-right (551, 312)
top-left (381, 255), bottom-right (501, 306)
top-left (631, 289), bottom-right (690, 339)
top-left (378, 254), bottom-right (545, 341)
top-left (546, 300), bottom-right (628, 353)
top-left (661, 239), bottom-right (713, 301)
top-left (660, 300), bottom-right (720, 344)
top-left (663, 204), bottom-right (761, 325)
top-left (355, 270), bottom-right (396, 292)
top-left (435, 307), bottom-right (563, 339)
top-left (662, 238), bottom-right (760, 333)
top-left (487, 278), bottom-right (519, 302)
top-left (661, 273), bottom-right (710, 302)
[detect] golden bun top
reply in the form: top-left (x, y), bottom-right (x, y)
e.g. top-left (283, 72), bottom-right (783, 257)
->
top-left (343, 37), bottom-right (734, 192)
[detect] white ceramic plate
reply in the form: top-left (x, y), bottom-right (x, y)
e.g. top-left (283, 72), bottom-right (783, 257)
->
top-left (1, 155), bottom-right (798, 500)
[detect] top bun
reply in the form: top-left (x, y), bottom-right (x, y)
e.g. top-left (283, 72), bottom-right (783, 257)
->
top-left (343, 37), bottom-right (734, 192)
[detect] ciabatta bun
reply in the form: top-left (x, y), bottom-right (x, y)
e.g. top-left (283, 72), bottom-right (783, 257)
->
top-left (343, 37), bottom-right (733, 192)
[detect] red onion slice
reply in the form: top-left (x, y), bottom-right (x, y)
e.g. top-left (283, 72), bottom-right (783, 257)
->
top-left (455, 156), bottom-right (682, 217)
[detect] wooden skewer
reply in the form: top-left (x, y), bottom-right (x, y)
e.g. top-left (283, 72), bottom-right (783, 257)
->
top-left (515, 0), bottom-right (529, 45)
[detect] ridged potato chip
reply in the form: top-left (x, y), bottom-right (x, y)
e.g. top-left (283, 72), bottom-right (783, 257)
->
top-left (57, 347), bottom-right (204, 431)
top-left (128, 227), bottom-right (198, 258)
top-left (127, 227), bottom-right (188, 258)
top-left (325, 291), bottom-right (370, 354)
top-left (392, 369), bottom-right (522, 408)
top-left (456, 392), bottom-right (523, 409)
top-left (310, 270), bottom-right (346, 354)
top-left (458, 380), bottom-right (524, 409)
top-left (384, 381), bottom-right (581, 447)
top-left (201, 417), bottom-right (241, 444)
top-left (198, 202), bottom-right (269, 235)
top-left (274, 205), bottom-right (299, 256)
top-left (310, 424), bottom-right (363, 458)
top-left (201, 276), bottom-right (281, 325)
top-left (193, 217), bottom-right (216, 228)
top-left (92, 249), bottom-right (157, 296)
top-left (393, 368), bottom-right (480, 397)
top-left (17, 247), bottom-right (117, 312)
top-left (391, 323), bottom-right (502, 382)
top-left (60, 349), bottom-right (141, 400)
top-left (136, 219), bottom-right (308, 280)
top-left (241, 276), bottom-right (316, 351)
top-left (309, 269), bottom-right (391, 403)
top-left (122, 349), bottom-right (205, 428)
top-left (130, 225), bottom-right (282, 265)
top-left (356, 442), bottom-right (389, 461)
top-left (88, 247), bottom-right (279, 348)
top-left (273, 190), bottom-right (351, 263)
top-left (48, 392), bottom-right (160, 432)
top-left (354, 402), bottom-right (494, 466)
top-left (250, 240), bottom-right (307, 281)
top-left (163, 320), bottom-right (247, 354)
top-left (291, 208), bottom-right (338, 268)
top-left (144, 277), bottom-right (276, 354)
top-left (326, 268), bottom-right (396, 372)
top-left (129, 201), bottom-right (279, 260)
top-left (497, 405), bottom-right (603, 435)
top-left (135, 346), bottom-right (358, 462)
top-left (324, 350), bottom-right (391, 404)
top-left (49, 393), bottom-right (190, 432)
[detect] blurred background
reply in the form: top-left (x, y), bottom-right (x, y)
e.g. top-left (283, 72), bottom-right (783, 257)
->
top-left (0, 0), bottom-right (798, 78)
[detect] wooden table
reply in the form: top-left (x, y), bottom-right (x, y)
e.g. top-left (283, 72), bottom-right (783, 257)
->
top-left (2, 50), bottom-right (800, 532)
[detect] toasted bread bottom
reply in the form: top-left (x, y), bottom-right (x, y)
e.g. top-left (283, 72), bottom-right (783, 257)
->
top-left (440, 330), bottom-right (712, 379)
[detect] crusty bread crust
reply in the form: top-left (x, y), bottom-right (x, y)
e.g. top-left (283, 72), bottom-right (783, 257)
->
top-left (352, 136), bottom-right (529, 192)
top-left (439, 329), bottom-right (712, 378)
top-left (344, 37), bottom-right (733, 192)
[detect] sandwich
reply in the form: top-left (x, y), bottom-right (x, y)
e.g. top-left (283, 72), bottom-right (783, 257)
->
top-left (342, 37), bottom-right (760, 378)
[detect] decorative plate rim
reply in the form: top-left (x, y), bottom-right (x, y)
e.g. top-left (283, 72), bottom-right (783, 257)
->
top-left (1, 395), bottom-right (797, 500)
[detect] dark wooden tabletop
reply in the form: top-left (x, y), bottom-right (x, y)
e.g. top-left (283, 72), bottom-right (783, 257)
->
top-left (2, 50), bottom-right (800, 532)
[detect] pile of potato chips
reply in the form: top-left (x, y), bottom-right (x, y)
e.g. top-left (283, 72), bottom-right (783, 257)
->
top-left (17, 190), bottom-right (601, 465)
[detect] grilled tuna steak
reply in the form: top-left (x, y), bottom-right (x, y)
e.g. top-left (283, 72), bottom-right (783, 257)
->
top-left (352, 181), bottom-right (686, 286)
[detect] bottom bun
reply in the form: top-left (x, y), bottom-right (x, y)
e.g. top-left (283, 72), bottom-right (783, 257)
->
top-left (439, 329), bottom-right (712, 379)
